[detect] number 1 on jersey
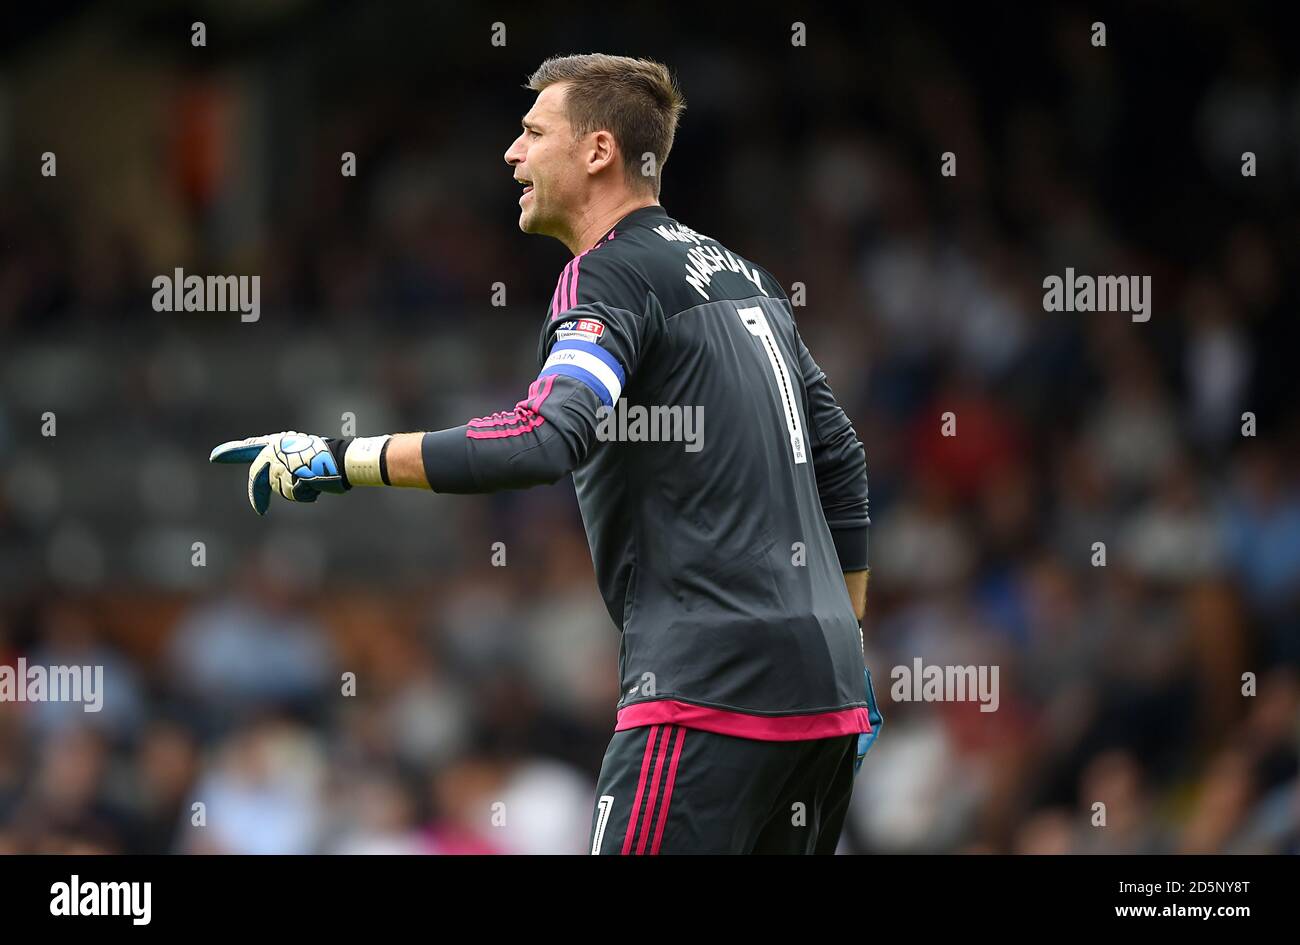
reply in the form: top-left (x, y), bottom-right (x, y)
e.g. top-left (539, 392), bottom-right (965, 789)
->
top-left (735, 305), bottom-right (807, 464)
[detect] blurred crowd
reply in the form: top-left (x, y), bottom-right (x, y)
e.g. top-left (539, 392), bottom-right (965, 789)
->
top-left (0, 4), bottom-right (1297, 853)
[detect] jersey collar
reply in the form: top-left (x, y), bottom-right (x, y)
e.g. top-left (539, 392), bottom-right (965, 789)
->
top-left (594, 203), bottom-right (670, 245)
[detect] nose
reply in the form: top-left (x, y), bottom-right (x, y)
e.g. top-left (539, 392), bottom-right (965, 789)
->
top-left (504, 133), bottom-right (526, 168)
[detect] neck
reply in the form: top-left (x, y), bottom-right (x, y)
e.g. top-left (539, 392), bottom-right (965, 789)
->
top-left (563, 191), bottom-right (658, 255)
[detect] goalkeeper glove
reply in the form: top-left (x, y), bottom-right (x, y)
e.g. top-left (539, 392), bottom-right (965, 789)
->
top-left (209, 431), bottom-right (390, 515)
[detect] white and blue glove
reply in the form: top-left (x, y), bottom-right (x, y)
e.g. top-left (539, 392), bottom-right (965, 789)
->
top-left (209, 431), bottom-right (352, 515)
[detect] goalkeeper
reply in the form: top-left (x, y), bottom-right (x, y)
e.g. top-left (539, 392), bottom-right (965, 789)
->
top-left (212, 53), bottom-right (880, 855)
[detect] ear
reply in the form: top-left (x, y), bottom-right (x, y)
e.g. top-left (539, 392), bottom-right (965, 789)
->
top-left (586, 129), bottom-right (619, 177)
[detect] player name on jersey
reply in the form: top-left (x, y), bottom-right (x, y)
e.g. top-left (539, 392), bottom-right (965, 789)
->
top-left (654, 222), bottom-right (766, 300)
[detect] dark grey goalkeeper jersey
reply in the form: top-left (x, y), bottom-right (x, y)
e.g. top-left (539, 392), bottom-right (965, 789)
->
top-left (421, 204), bottom-right (872, 740)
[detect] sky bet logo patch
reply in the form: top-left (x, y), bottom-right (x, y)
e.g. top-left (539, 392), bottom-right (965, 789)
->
top-left (555, 318), bottom-right (605, 343)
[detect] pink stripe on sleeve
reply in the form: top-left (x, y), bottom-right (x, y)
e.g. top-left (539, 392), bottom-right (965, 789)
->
top-left (464, 375), bottom-right (556, 439)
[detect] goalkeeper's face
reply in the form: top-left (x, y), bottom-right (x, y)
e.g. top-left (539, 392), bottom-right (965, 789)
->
top-left (505, 83), bottom-right (590, 240)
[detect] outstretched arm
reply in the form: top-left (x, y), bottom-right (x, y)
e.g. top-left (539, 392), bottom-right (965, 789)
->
top-left (211, 252), bottom-right (661, 513)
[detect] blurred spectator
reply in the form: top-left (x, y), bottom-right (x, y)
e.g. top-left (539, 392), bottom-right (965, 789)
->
top-left (180, 718), bottom-right (326, 855)
top-left (167, 559), bottom-right (335, 731)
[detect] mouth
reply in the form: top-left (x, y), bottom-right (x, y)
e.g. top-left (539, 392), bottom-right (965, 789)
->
top-left (515, 178), bottom-right (534, 201)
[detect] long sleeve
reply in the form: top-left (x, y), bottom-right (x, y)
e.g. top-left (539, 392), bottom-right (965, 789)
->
top-left (796, 330), bottom-right (870, 571)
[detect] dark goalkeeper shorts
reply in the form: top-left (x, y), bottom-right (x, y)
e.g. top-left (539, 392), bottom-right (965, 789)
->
top-left (588, 724), bottom-right (858, 855)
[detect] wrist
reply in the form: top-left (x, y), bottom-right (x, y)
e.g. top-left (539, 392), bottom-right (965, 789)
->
top-left (341, 434), bottom-right (393, 487)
